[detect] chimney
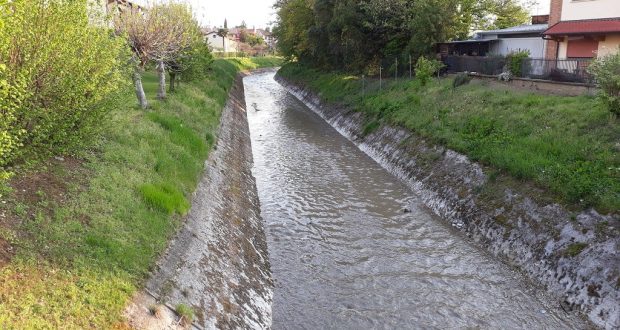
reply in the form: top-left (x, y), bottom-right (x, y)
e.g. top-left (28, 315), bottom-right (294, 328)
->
top-left (531, 15), bottom-right (549, 25)
top-left (545, 0), bottom-right (563, 60)
top-left (548, 0), bottom-right (562, 26)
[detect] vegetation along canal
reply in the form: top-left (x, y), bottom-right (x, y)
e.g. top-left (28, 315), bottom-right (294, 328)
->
top-left (244, 70), bottom-right (587, 329)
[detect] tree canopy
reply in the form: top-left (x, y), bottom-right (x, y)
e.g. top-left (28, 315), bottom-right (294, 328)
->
top-left (273, 0), bottom-right (533, 72)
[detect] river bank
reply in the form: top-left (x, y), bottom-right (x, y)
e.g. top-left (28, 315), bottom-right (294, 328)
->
top-left (126, 70), bottom-right (272, 329)
top-left (275, 68), bottom-right (619, 329)
top-left (0, 58), bottom-right (280, 328)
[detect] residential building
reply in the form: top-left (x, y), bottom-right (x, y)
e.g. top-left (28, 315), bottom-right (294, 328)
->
top-left (204, 30), bottom-right (238, 53)
top-left (438, 16), bottom-right (549, 58)
top-left (543, 0), bottom-right (620, 59)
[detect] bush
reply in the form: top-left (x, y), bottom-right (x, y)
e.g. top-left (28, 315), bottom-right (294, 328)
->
top-left (0, 0), bottom-right (129, 166)
top-left (506, 50), bottom-right (530, 77)
top-left (452, 72), bottom-right (472, 89)
top-left (177, 42), bottom-right (214, 83)
top-left (0, 65), bottom-right (28, 179)
top-left (415, 57), bottom-right (444, 86)
top-left (588, 50), bottom-right (620, 116)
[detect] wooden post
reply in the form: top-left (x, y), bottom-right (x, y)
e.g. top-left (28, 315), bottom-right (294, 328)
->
top-left (395, 58), bottom-right (398, 81)
top-left (379, 66), bottom-right (382, 91)
top-left (409, 54), bottom-right (412, 79)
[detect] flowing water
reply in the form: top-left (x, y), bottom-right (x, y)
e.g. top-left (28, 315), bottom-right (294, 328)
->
top-left (244, 70), bottom-right (583, 329)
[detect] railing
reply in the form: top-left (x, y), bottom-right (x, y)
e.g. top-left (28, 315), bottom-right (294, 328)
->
top-left (520, 58), bottom-right (593, 84)
top-left (442, 56), bottom-right (594, 84)
top-left (442, 55), bottom-right (506, 76)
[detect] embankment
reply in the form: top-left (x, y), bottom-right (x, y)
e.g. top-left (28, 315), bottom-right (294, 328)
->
top-left (275, 73), bottom-right (619, 329)
top-left (126, 72), bottom-right (272, 329)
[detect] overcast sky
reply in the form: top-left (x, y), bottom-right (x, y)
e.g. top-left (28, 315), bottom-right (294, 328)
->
top-left (140, 0), bottom-right (550, 29)
top-left (187, 0), bottom-right (277, 28)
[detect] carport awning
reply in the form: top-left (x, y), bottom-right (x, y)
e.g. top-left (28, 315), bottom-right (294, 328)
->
top-left (543, 18), bottom-right (620, 36)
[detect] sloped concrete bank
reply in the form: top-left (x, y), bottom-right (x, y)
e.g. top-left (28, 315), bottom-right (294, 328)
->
top-left (275, 74), bottom-right (619, 329)
top-left (126, 73), bottom-right (272, 329)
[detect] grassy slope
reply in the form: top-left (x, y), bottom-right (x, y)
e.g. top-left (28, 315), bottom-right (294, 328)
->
top-left (0, 57), bottom-right (281, 329)
top-left (278, 63), bottom-right (619, 214)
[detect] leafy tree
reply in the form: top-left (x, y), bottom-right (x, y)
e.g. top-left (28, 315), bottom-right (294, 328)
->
top-left (273, 0), bottom-right (315, 61)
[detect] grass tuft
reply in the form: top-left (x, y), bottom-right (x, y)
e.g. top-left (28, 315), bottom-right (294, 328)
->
top-left (140, 183), bottom-right (189, 215)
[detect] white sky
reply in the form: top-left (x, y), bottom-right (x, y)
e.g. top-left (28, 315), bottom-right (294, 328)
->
top-left (187, 0), bottom-right (277, 28)
top-left (136, 0), bottom-right (550, 29)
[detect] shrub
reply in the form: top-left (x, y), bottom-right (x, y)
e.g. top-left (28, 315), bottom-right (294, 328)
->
top-left (0, 65), bottom-right (28, 179)
top-left (588, 50), bottom-right (620, 116)
top-left (175, 42), bottom-right (215, 83)
top-left (506, 50), bottom-right (530, 77)
top-left (0, 0), bottom-right (129, 166)
top-left (452, 73), bottom-right (472, 89)
top-left (415, 57), bottom-right (444, 86)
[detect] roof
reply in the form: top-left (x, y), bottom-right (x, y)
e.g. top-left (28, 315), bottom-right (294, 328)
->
top-left (438, 39), bottom-right (492, 44)
top-left (543, 18), bottom-right (620, 36)
top-left (478, 24), bottom-right (548, 35)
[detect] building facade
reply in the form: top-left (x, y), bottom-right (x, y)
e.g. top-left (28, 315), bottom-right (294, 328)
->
top-left (544, 0), bottom-right (620, 59)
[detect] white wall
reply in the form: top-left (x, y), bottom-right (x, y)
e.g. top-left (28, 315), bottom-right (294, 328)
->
top-left (561, 0), bottom-right (620, 21)
top-left (206, 33), bottom-right (238, 53)
top-left (490, 38), bottom-right (547, 58)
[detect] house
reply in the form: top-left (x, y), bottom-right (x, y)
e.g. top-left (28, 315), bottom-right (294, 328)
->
top-left (543, 0), bottom-right (620, 60)
top-left (204, 30), bottom-right (238, 53)
top-left (438, 16), bottom-right (549, 57)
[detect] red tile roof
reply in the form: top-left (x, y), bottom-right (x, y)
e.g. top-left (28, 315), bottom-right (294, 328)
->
top-left (543, 18), bottom-right (620, 36)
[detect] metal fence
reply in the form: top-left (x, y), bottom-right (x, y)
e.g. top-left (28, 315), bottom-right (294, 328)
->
top-left (441, 55), bottom-right (594, 84)
top-left (442, 55), bottom-right (506, 76)
top-left (520, 58), bottom-right (593, 84)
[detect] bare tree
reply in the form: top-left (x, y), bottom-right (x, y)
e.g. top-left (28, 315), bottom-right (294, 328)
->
top-left (114, 2), bottom-right (199, 107)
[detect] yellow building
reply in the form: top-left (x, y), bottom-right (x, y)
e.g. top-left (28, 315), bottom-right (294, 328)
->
top-left (544, 0), bottom-right (620, 59)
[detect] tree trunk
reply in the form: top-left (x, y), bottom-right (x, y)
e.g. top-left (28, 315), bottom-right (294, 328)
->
top-left (133, 71), bottom-right (148, 109)
top-left (157, 60), bottom-right (166, 100)
top-left (169, 72), bottom-right (176, 92)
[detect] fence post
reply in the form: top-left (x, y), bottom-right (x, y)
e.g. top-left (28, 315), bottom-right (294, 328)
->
top-left (409, 54), bottom-right (412, 79)
top-left (379, 66), bottom-right (382, 91)
top-left (395, 58), bottom-right (398, 81)
top-left (362, 75), bottom-right (365, 97)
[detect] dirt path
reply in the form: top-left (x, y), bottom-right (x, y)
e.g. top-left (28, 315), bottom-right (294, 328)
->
top-left (125, 73), bottom-right (272, 329)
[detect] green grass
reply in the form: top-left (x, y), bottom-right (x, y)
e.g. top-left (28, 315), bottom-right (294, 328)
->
top-left (0, 57), bottom-right (281, 329)
top-left (565, 242), bottom-right (588, 257)
top-left (278, 63), bottom-right (620, 214)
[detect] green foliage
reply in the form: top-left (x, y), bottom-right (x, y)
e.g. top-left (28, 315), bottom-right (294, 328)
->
top-left (415, 57), bottom-right (444, 86)
top-left (453, 73), bottom-right (472, 89)
top-left (273, 0), bottom-right (532, 71)
top-left (0, 57), bottom-right (279, 328)
top-left (588, 50), bottom-right (620, 116)
top-left (176, 42), bottom-right (215, 82)
top-left (0, 0), bottom-right (129, 166)
top-left (140, 183), bottom-right (190, 215)
top-left (506, 50), bottom-right (530, 77)
top-left (279, 63), bottom-right (620, 213)
top-left (0, 64), bottom-right (27, 180)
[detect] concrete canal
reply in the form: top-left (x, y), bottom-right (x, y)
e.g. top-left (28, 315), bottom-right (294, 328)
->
top-left (244, 70), bottom-right (585, 329)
